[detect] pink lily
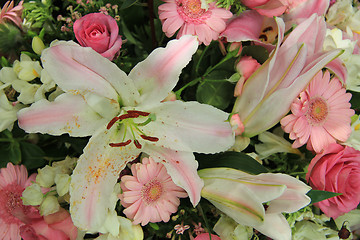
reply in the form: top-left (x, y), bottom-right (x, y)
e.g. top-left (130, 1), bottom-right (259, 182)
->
top-left (231, 14), bottom-right (343, 138)
top-left (221, 10), bottom-right (278, 53)
top-left (17, 36), bottom-right (235, 231)
top-left (0, 1), bottom-right (23, 29)
top-left (199, 168), bottom-right (311, 240)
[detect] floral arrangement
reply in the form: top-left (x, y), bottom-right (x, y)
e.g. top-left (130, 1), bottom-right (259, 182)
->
top-left (1, 0), bottom-right (360, 239)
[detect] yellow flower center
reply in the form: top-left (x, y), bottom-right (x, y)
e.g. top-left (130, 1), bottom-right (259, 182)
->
top-left (177, 0), bottom-right (206, 19)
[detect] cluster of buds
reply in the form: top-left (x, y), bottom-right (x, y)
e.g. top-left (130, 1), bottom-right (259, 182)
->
top-left (22, 157), bottom-right (77, 216)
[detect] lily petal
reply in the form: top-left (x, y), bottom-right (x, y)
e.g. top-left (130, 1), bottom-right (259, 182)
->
top-left (70, 126), bottom-right (141, 231)
top-left (139, 101), bottom-right (234, 153)
top-left (199, 173), bottom-right (265, 227)
top-left (255, 213), bottom-right (291, 240)
top-left (129, 35), bottom-right (198, 107)
top-left (42, 41), bottom-right (140, 107)
top-left (17, 93), bottom-right (108, 137)
top-left (143, 144), bottom-right (203, 206)
top-left (199, 168), bottom-right (287, 204)
top-left (242, 49), bottom-right (343, 137)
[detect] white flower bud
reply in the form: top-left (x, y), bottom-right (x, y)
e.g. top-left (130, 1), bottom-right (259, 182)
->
top-left (54, 174), bottom-right (71, 197)
top-left (32, 36), bottom-right (46, 55)
top-left (40, 195), bottom-right (60, 216)
top-left (36, 165), bottom-right (56, 188)
top-left (22, 183), bottom-right (44, 206)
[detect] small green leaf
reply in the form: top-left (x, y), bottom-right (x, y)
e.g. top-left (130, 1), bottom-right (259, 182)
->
top-left (307, 190), bottom-right (342, 204)
top-left (149, 222), bottom-right (159, 230)
top-left (196, 151), bottom-right (268, 174)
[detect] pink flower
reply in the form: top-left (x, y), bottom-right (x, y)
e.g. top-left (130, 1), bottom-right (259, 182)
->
top-left (158, 0), bottom-right (232, 45)
top-left (0, 162), bottom-right (77, 240)
top-left (234, 56), bottom-right (261, 97)
top-left (119, 157), bottom-right (188, 226)
top-left (281, 70), bottom-right (354, 153)
top-left (20, 208), bottom-right (78, 240)
top-left (0, 162), bottom-right (41, 240)
top-left (306, 143), bottom-right (360, 219)
top-left (0, 1), bottom-right (23, 28)
top-left (240, 0), bottom-right (289, 17)
top-left (73, 12), bottom-right (122, 60)
top-left (194, 233), bottom-right (221, 240)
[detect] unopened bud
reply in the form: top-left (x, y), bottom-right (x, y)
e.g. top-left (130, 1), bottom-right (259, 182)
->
top-left (40, 195), bottom-right (60, 216)
top-left (22, 183), bottom-right (43, 205)
top-left (55, 174), bottom-right (70, 197)
top-left (32, 36), bottom-right (46, 55)
top-left (36, 165), bottom-right (56, 188)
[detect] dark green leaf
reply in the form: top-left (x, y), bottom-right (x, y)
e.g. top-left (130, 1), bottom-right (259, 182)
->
top-left (20, 141), bottom-right (46, 170)
top-left (196, 151), bottom-right (268, 175)
top-left (196, 72), bottom-right (234, 110)
top-left (307, 190), bottom-right (342, 204)
top-left (121, 0), bottom-right (139, 9)
top-left (241, 45), bottom-right (269, 64)
top-left (349, 91), bottom-right (360, 110)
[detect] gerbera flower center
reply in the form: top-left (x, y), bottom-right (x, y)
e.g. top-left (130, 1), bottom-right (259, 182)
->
top-left (0, 183), bottom-right (30, 224)
top-left (176, 0), bottom-right (208, 21)
top-left (306, 97), bottom-right (328, 125)
top-left (141, 179), bottom-right (163, 205)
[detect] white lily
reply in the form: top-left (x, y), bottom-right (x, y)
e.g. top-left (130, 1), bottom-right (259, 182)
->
top-left (199, 168), bottom-right (311, 240)
top-left (17, 35), bottom-right (235, 232)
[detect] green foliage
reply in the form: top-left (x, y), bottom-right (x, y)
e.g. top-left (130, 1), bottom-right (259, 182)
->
top-left (241, 45), bottom-right (269, 64)
top-left (0, 24), bottom-right (23, 54)
top-left (196, 70), bottom-right (235, 110)
top-left (216, 0), bottom-right (247, 15)
top-left (307, 190), bottom-right (342, 204)
top-left (196, 151), bottom-right (269, 174)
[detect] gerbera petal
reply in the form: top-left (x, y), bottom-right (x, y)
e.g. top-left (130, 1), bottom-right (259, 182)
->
top-left (42, 41), bottom-right (140, 107)
top-left (69, 126), bottom-right (141, 231)
top-left (140, 101), bottom-right (234, 153)
top-left (129, 36), bottom-right (198, 107)
top-left (17, 93), bottom-right (108, 137)
top-left (143, 145), bottom-right (203, 206)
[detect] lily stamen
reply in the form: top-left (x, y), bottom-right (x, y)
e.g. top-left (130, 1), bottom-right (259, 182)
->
top-left (134, 139), bottom-right (142, 149)
top-left (140, 135), bottom-right (159, 142)
top-left (109, 139), bottom-right (132, 147)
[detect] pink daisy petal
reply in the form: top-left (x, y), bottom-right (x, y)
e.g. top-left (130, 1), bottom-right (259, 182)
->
top-left (120, 157), bottom-right (187, 226)
top-left (281, 70), bottom-right (353, 153)
top-left (158, 0), bottom-right (232, 45)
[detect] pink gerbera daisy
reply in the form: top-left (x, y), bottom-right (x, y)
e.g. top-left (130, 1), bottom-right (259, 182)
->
top-left (158, 0), bottom-right (232, 45)
top-left (0, 162), bottom-right (41, 240)
top-left (119, 157), bottom-right (187, 226)
top-left (281, 70), bottom-right (354, 153)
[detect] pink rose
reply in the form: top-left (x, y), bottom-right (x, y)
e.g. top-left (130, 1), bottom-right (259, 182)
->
top-left (306, 143), bottom-right (360, 219)
top-left (240, 0), bottom-right (288, 17)
top-left (194, 233), bottom-right (221, 240)
top-left (20, 208), bottom-right (78, 240)
top-left (73, 13), bottom-right (122, 60)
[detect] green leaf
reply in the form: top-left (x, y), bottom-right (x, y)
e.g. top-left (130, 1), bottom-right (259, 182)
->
top-left (196, 151), bottom-right (268, 175)
top-left (20, 141), bottom-right (46, 170)
top-left (241, 45), bottom-right (269, 64)
top-left (121, 0), bottom-right (139, 9)
top-left (349, 91), bottom-right (360, 110)
top-left (196, 71), bottom-right (234, 110)
top-left (307, 190), bottom-right (342, 204)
